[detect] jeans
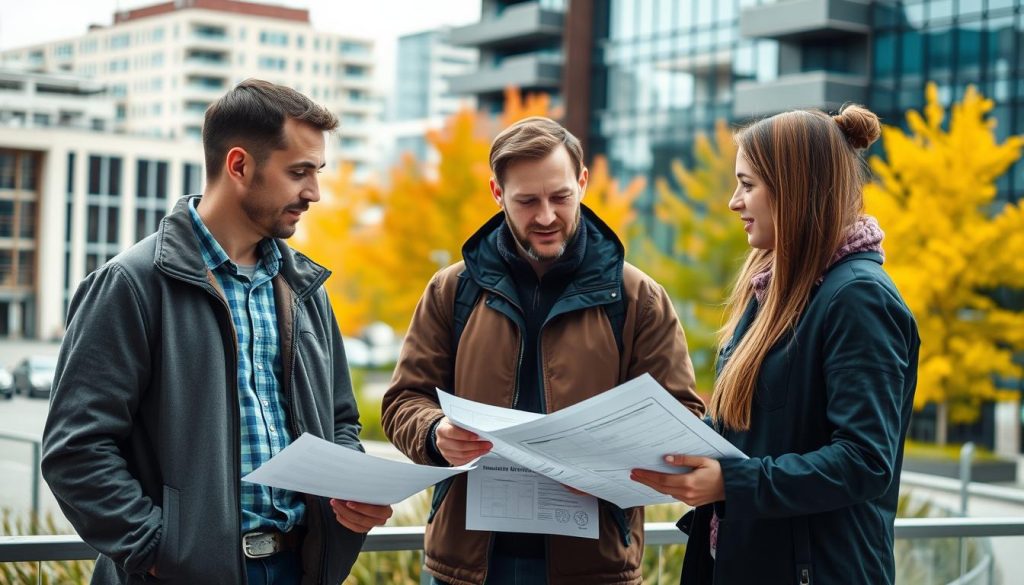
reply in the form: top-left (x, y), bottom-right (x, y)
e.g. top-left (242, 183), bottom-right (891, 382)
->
top-left (245, 550), bottom-right (302, 585)
top-left (430, 550), bottom-right (548, 585)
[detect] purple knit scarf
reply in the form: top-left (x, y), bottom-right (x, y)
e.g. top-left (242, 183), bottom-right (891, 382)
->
top-left (750, 215), bottom-right (885, 304)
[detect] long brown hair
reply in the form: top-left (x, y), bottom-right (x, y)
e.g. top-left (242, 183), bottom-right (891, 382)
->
top-left (711, 105), bottom-right (881, 431)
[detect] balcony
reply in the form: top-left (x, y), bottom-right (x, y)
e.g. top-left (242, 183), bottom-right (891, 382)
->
top-left (448, 53), bottom-right (561, 96)
top-left (733, 71), bottom-right (868, 118)
top-left (449, 1), bottom-right (564, 49)
top-left (740, 0), bottom-right (870, 41)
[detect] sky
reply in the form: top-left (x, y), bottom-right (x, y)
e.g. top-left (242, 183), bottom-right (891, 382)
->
top-left (0, 0), bottom-right (481, 92)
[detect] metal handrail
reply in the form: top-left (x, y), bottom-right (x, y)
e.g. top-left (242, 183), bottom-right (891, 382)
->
top-left (901, 471), bottom-right (1024, 507)
top-left (0, 430), bottom-right (42, 517)
top-left (3, 518), bottom-right (1024, 563)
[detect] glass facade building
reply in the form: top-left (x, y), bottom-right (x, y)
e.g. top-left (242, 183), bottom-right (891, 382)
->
top-left (588, 0), bottom-right (1024, 221)
top-left (588, 0), bottom-right (779, 230)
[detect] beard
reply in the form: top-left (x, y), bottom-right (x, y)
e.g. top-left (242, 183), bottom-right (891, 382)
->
top-left (241, 170), bottom-right (308, 239)
top-left (504, 204), bottom-right (581, 262)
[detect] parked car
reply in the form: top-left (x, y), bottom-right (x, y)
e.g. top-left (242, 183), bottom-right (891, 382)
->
top-left (0, 366), bottom-right (12, 400)
top-left (12, 355), bottom-right (58, 399)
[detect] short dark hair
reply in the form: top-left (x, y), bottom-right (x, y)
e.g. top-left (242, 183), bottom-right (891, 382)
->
top-left (489, 116), bottom-right (584, 188)
top-left (202, 78), bottom-right (338, 181)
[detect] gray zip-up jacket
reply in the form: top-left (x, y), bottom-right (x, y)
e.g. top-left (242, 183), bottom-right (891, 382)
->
top-left (42, 196), bottom-right (366, 584)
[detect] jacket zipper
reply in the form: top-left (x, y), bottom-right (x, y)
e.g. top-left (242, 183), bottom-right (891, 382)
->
top-left (480, 287), bottom-right (526, 409)
top-left (511, 325), bottom-right (525, 409)
top-left (201, 280), bottom-right (245, 583)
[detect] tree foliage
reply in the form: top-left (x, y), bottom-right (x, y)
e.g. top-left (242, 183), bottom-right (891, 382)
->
top-left (635, 121), bottom-right (748, 392)
top-left (865, 82), bottom-right (1024, 425)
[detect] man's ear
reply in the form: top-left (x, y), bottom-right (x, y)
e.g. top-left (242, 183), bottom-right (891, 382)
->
top-left (489, 177), bottom-right (503, 208)
top-left (225, 147), bottom-right (251, 186)
top-left (578, 166), bottom-right (589, 200)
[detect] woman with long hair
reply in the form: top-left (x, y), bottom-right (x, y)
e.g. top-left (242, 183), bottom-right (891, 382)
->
top-left (631, 105), bottom-right (920, 585)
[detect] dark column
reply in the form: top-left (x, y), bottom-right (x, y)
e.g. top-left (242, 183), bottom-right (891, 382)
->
top-left (562, 0), bottom-right (594, 160)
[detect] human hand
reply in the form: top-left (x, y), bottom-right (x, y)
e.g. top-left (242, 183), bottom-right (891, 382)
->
top-left (630, 455), bottom-right (725, 507)
top-left (329, 499), bottom-right (394, 533)
top-left (435, 417), bottom-right (492, 466)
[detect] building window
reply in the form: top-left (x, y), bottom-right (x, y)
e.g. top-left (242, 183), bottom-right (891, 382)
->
top-left (66, 152), bottom-right (75, 196)
top-left (183, 162), bottom-right (203, 195)
top-left (86, 205), bottom-right (100, 243)
top-left (16, 250), bottom-right (33, 286)
top-left (340, 41), bottom-right (369, 55)
top-left (0, 200), bottom-right (12, 237)
top-left (0, 153), bottom-right (15, 189)
top-left (258, 56), bottom-right (287, 71)
top-left (110, 33), bottom-right (130, 49)
top-left (259, 31), bottom-right (289, 47)
top-left (344, 64), bottom-right (367, 77)
top-left (106, 207), bottom-right (119, 244)
top-left (18, 201), bottom-right (34, 238)
top-left (87, 156), bottom-right (123, 197)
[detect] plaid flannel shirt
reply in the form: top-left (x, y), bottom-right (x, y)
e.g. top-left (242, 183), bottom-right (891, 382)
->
top-left (188, 198), bottom-right (304, 533)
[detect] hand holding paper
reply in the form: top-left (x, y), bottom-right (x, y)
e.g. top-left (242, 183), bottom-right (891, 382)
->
top-left (241, 433), bottom-right (477, 506)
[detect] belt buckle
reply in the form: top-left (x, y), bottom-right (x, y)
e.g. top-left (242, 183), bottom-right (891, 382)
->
top-left (242, 531), bottom-right (278, 559)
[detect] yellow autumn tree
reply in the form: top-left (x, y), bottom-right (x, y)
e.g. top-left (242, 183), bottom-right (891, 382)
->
top-left (865, 82), bottom-right (1024, 443)
top-left (302, 87), bottom-right (643, 334)
top-left (636, 120), bottom-right (748, 392)
top-left (294, 163), bottom-right (382, 335)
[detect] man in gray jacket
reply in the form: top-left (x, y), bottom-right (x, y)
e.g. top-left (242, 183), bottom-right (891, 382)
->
top-left (42, 79), bottom-right (392, 585)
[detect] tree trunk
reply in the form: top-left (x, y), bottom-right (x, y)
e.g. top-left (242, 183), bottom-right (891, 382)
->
top-left (936, 402), bottom-right (949, 446)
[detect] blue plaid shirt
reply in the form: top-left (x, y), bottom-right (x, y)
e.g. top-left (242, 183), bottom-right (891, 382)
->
top-left (188, 198), bottom-right (304, 533)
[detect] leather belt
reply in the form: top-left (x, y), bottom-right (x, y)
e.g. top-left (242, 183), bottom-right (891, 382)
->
top-left (242, 529), bottom-right (304, 559)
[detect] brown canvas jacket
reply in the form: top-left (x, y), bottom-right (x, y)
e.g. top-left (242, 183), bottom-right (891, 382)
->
top-left (382, 208), bottom-right (703, 585)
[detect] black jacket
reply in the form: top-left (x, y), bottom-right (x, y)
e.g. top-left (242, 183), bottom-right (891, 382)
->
top-left (42, 196), bottom-right (366, 584)
top-left (680, 252), bottom-right (920, 585)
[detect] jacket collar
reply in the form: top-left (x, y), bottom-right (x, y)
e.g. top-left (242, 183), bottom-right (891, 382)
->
top-left (154, 196), bottom-right (330, 300)
top-left (461, 204), bottom-right (625, 303)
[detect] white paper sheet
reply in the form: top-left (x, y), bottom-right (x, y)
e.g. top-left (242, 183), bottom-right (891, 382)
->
top-left (465, 456), bottom-right (599, 539)
top-left (438, 373), bottom-right (747, 509)
top-left (241, 433), bottom-right (475, 506)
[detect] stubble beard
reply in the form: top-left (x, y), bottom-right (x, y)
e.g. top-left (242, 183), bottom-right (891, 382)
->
top-left (504, 205), bottom-right (581, 263)
top-left (242, 170), bottom-right (305, 239)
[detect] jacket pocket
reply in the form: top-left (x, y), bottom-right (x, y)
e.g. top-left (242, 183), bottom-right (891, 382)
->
top-left (154, 485), bottom-right (181, 577)
top-left (753, 342), bottom-right (793, 411)
top-left (428, 477), bottom-right (454, 523)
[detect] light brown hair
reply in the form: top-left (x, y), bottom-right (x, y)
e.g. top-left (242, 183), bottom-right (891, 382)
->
top-left (489, 116), bottom-right (584, 187)
top-left (711, 105), bottom-right (881, 430)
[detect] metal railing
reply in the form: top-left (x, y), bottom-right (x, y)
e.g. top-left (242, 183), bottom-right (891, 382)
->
top-left (0, 430), bottom-right (42, 518)
top-left (3, 518), bottom-right (1024, 562)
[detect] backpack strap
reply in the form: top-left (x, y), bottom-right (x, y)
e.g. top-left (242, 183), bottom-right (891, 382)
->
top-left (451, 270), bottom-right (483, 356)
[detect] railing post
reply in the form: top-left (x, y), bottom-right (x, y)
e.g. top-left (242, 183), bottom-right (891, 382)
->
top-left (959, 442), bottom-right (975, 582)
top-left (31, 439), bottom-right (41, 523)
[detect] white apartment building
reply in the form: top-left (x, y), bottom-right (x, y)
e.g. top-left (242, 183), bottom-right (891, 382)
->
top-left (386, 27), bottom-right (476, 170)
top-left (0, 0), bottom-right (379, 178)
top-left (0, 122), bottom-right (204, 340)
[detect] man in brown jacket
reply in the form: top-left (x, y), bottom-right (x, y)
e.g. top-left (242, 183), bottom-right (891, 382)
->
top-left (382, 116), bottom-right (704, 585)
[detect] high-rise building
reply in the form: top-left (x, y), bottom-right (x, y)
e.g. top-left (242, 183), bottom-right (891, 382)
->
top-left (448, 0), bottom-right (566, 113)
top-left (578, 0), bottom-right (1024, 212)
top-left (387, 27), bottom-right (477, 167)
top-left (0, 0), bottom-right (379, 178)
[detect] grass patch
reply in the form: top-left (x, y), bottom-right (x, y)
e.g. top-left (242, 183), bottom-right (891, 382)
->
top-left (904, 439), bottom-right (1001, 462)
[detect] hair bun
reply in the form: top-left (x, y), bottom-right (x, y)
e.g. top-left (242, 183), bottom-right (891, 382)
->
top-left (833, 104), bottom-right (881, 149)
